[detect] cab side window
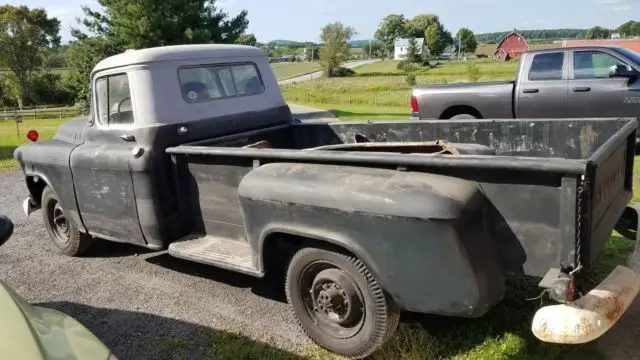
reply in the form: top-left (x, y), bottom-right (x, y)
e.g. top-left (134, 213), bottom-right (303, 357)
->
top-left (95, 74), bottom-right (134, 125)
top-left (573, 51), bottom-right (629, 79)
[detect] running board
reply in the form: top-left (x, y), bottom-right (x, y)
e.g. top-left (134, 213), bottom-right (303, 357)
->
top-left (168, 234), bottom-right (263, 277)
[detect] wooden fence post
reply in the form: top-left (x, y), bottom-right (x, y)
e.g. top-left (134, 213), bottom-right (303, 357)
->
top-left (59, 109), bottom-right (62, 119)
top-left (34, 107), bottom-right (37, 120)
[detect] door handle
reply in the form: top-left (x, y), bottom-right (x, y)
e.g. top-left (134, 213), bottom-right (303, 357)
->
top-left (573, 86), bottom-right (591, 92)
top-left (523, 88), bottom-right (539, 94)
top-left (119, 134), bottom-right (135, 142)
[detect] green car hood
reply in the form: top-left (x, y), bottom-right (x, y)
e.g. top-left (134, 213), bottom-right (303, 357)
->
top-left (0, 280), bottom-right (110, 360)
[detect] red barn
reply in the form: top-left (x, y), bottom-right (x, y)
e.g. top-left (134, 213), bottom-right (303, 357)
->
top-left (493, 32), bottom-right (529, 61)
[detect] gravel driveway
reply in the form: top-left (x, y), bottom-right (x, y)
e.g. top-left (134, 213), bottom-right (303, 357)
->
top-left (2, 169), bottom-right (640, 360)
top-left (0, 171), bottom-right (309, 359)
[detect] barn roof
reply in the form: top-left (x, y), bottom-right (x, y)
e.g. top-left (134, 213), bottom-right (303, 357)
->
top-left (495, 32), bottom-right (529, 49)
top-left (394, 38), bottom-right (425, 47)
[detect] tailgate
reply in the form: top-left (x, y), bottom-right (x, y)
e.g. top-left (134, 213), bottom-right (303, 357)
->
top-left (585, 124), bottom-right (636, 267)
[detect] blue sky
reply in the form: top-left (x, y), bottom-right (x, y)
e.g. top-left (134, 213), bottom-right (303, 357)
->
top-left (14, 0), bottom-right (640, 43)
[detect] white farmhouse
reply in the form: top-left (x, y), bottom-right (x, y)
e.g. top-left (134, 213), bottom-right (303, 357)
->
top-left (394, 38), bottom-right (427, 60)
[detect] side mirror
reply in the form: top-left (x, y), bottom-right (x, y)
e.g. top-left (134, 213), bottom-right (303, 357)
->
top-left (610, 64), bottom-right (638, 79)
top-left (0, 215), bottom-right (13, 247)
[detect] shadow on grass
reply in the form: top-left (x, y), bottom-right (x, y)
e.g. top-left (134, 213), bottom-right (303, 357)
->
top-left (327, 109), bottom-right (409, 120)
top-left (37, 301), bottom-right (306, 360)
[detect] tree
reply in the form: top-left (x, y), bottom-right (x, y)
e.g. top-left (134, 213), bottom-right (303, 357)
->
top-left (374, 14), bottom-right (407, 59)
top-left (236, 33), bottom-right (257, 46)
top-left (405, 37), bottom-right (421, 64)
top-left (73, 0), bottom-right (249, 49)
top-left (362, 41), bottom-right (384, 59)
top-left (0, 5), bottom-right (60, 103)
top-left (65, 37), bottom-right (122, 111)
top-left (632, 22), bottom-right (640, 37)
top-left (425, 24), bottom-right (447, 57)
top-left (319, 22), bottom-right (356, 77)
top-left (586, 26), bottom-right (611, 40)
top-left (456, 27), bottom-right (477, 55)
top-left (405, 14), bottom-right (440, 38)
top-left (618, 21), bottom-right (636, 37)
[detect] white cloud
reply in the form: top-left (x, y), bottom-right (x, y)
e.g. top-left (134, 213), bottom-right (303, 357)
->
top-left (614, 5), bottom-right (632, 10)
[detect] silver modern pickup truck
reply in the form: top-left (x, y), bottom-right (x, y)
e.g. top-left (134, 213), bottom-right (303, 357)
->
top-left (411, 46), bottom-right (640, 121)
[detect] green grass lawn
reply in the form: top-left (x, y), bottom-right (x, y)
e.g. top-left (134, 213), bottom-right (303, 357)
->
top-left (270, 62), bottom-right (323, 81)
top-left (0, 118), bottom-right (69, 169)
top-left (2, 114), bottom-right (637, 360)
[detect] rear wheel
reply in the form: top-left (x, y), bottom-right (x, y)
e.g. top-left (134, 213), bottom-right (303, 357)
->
top-left (285, 247), bottom-right (399, 359)
top-left (42, 186), bottom-right (93, 256)
top-left (450, 113), bottom-right (477, 120)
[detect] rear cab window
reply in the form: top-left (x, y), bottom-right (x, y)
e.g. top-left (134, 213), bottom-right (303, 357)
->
top-left (178, 63), bottom-right (264, 103)
top-left (529, 52), bottom-right (565, 81)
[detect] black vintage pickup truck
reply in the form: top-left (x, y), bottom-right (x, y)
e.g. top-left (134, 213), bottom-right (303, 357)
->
top-left (13, 44), bottom-right (640, 359)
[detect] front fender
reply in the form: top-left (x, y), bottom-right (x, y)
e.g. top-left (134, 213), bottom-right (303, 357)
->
top-left (13, 140), bottom-right (85, 232)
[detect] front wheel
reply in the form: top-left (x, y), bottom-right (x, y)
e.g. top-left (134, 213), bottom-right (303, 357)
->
top-left (285, 247), bottom-right (399, 359)
top-left (41, 186), bottom-right (93, 256)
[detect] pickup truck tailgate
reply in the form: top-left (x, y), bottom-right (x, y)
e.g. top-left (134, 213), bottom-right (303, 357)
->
top-left (585, 125), bottom-right (635, 267)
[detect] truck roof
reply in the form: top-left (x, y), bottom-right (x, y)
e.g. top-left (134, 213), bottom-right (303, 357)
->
top-left (93, 44), bottom-right (266, 74)
top-left (524, 45), bottom-right (624, 55)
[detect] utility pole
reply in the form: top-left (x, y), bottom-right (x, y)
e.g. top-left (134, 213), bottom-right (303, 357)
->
top-left (458, 35), bottom-right (461, 60)
top-left (369, 39), bottom-right (372, 59)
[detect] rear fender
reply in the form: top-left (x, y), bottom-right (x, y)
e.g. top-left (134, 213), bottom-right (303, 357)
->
top-left (257, 224), bottom-right (380, 282)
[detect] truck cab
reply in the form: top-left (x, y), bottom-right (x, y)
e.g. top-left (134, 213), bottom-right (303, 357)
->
top-left (16, 44), bottom-right (293, 251)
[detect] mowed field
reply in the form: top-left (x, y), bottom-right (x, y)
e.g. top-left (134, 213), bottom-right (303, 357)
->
top-left (475, 42), bottom-right (559, 56)
top-left (271, 62), bottom-right (324, 81)
top-left (281, 59), bottom-right (517, 111)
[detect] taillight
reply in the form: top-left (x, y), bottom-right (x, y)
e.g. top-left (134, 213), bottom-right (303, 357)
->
top-left (410, 95), bottom-right (419, 113)
top-left (26, 130), bottom-right (39, 142)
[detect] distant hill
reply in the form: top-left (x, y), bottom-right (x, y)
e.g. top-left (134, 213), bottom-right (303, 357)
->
top-left (476, 29), bottom-right (586, 44)
top-left (349, 39), bottom-right (385, 48)
top-left (267, 40), bottom-right (306, 47)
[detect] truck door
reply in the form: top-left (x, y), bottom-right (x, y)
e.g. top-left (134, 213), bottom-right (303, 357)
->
top-left (516, 51), bottom-right (569, 118)
top-left (568, 49), bottom-right (640, 118)
top-left (69, 72), bottom-right (146, 245)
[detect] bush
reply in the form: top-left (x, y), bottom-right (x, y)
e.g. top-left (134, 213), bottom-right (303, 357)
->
top-left (405, 73), bottom-right (417, 86)
top-left (30, 72), bottom-right (75, 105)
top-left (397, 60), bottom-right (419, 73)
top-left (466, 62), bottom-right (481, 82)
top-left (328, 66), bottom-right (356, 77)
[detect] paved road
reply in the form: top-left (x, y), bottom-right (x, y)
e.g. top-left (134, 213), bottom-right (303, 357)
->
top-left (0, 171), bottom-right (308, 360)
top-left (278, 59), bottom-right (376, 85)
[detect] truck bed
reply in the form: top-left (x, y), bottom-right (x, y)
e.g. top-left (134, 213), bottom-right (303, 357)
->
top-left (412, 81), bottom-right (515, 119)
top-left (166, 118), bottom-right (637, 278)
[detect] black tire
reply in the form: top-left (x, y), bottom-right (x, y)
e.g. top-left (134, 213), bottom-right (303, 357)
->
top-left (450, 113), bottom-right (477, 120)
top-left (41, 186), bottom-right (93, 256)
top-left (285, 247), bottom-right (399, 359)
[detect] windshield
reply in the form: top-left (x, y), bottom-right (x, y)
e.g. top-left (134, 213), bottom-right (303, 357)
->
top-left (617, 47), bottom-right (640, 66)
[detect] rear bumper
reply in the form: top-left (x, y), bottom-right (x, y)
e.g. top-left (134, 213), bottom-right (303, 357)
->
top-left (531, 265), bottom-right (639, 344)
top-left (531, 204), bottom-right (640, 344)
